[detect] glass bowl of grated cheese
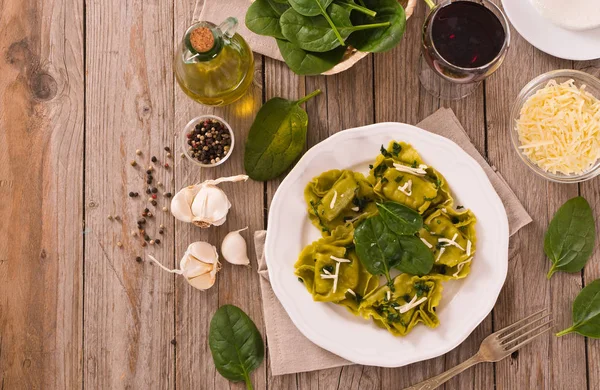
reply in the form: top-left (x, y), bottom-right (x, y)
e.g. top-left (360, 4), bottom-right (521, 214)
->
top-left (510, 69), bottom-right (600, 183)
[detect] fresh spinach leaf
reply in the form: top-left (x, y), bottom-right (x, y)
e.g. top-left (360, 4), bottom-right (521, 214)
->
top-left (544, 197), bottom-right (595, 279)
top-left (347, 0), bottom-right (406, 53)
top-left (335, 0), bottom-right (376, 17)
top-left (396, 235), bottom-right (434, 276)
top-left (244, 90), bottom-right (321, 180)
top-left (377, 201), bottom-right (423, 235)
top-left (354, 215), bottom-right (402, 284)
top-left (280, 6), bottom-right (390, 52)
top-left (209, 305), bottom-right (265, 389)
top-left (556, 279), bottom-right (600, 338)
top-left (246, 0), bottom-right (286, 39)
top-left (276, 39), bottom-right (345, 75)
top-left (288, 0), bottom-right (345, 45)
top-left (267, 0), bottom-right (291, 15)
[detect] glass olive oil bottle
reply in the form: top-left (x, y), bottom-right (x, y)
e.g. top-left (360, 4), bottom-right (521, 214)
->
top-left (175, 17), bottom-right (254, 106)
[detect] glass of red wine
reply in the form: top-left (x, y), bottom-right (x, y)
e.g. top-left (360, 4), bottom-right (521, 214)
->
top-left (419, 0), bottom-right (510, 100)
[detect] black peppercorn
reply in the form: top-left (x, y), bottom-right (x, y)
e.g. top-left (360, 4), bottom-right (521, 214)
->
top-left (151, 188), bottom-right (158, 193)
top-left (129, 192), bottom-right (135, 197)
top-left (146, 169), bottom-right (152, 175)
top-left (146, 188), bottom-right (151, 194)
top-left (151, 200), bottom-right (157, 206)
top-left (155, 239), bottom-right (161, 245)
top-left (144, 234), bottom-right (150, 241)
top-left (158, 229), bottom-right (164, 235)
top-left (165, 192), bottom-right (172, 198)
top-left (146, 178), bottom-right (152, 184)
top-left (144, 208), bottom-right (149, 213)
top-left (164, 146), bottom-right (171, 152)
top-left (151, 156), bottom-right (157, 163)
top-left (135, 256), bottom-right (142, 263)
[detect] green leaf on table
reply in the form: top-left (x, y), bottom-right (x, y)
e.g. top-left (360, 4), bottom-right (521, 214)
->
top-left (544, 196), bottom-right (595, 279)
top-left (556, 279), bottom-right (600, 338)
top-left (209, 305), bottom-right (264, 390)
top-left (276, 39), bottom-right (345, 75)
top-left (377, 201), bottom-right (423, 236)
top-left (346, 0), bottom-right (406, 53)
top-left (244, 90), bottom-right (322, 181)
top-left (396, 235), bottom-right (434, 276)
top-left (246, 0), bottom-right (285, 39)
top-left (354, 215), bottom-right (402, 285)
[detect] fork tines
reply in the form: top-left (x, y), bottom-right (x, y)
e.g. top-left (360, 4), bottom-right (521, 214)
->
top-left (495, 308), bottom-right (553, 353)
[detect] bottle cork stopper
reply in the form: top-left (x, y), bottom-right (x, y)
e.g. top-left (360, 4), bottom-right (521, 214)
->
top-left (190, 27), bottom-right (214, 53)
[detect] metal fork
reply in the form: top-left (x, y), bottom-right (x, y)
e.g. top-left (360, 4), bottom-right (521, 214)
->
top-left (404, 308), bottom-right (553, 390)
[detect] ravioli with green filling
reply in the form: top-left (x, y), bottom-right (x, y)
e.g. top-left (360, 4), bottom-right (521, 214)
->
top-left (358, 274), bottom-right (443, 336)
top-left (296, 140), bottom-right (478, 337)
top-left (305, 169), bottom-right (378, 234)
top-left (294, 224), bottom-right (379, 314)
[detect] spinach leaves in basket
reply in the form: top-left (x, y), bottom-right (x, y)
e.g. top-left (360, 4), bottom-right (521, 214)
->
top-left (544, 197), bottom-right (596, 279)
top-left (209, 305), bottom-right (265, 390)
top-left (245, 0), bottom-right (407, 75)
top-left (354, 201), bottom-right (434, 287)
top-left (556, 279), bottom-right (600, 339)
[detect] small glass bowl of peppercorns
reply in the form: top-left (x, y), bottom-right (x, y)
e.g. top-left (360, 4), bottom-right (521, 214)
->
top-left (181, 115), bottom-right (235, 167)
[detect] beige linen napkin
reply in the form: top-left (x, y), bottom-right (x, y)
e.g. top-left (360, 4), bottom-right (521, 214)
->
top-left (256, 108), bottom-right (532, 376)
top-left (200, 0), bottom-right (284, 61)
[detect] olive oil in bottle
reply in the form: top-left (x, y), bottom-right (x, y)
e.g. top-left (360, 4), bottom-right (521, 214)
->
top-left (175, 17), bottom-right (254, 106)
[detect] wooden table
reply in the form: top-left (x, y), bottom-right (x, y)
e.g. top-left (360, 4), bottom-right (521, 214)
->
top-left (1, 0), bottom-right (599, 388)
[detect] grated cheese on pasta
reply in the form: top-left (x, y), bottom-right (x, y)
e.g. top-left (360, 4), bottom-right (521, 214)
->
top-left (515, 79), bottom-right (600, 175)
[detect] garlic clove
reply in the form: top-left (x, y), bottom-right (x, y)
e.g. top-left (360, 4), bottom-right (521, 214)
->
top-left (190, 185), bottom-right (231, 227)
top-left (171, 185), bottom-right (200, 223)
top-left (148, 241), bottom-right (220, 291)
top-left (171, 174), bottom-right (249, 228)
top-left (221, 227), bottom-right (250, 266)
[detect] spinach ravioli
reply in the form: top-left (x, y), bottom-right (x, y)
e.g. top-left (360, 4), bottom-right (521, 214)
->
top-left (295, 141), bottom-right (477, 336)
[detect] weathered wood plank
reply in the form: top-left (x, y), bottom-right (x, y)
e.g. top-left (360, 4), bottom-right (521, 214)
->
top-left (0, 0), bottom-right (84, 387)
top-left (83, 0), bottom-right (175, 387)
top-left (173, 2), bottom-right (266, 389)
top-left (486, 2), bottom-right (587, 389)
top-left (576, 58), bottom-right (600, 390)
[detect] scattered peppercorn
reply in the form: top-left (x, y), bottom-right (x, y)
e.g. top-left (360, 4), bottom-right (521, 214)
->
top-left (138, 218), bottom-right (146, 225)
top-left (151, 187), bottom-right (158, 193)
top-left (147, 212), bottom-right (153, 218)
top-left (146, 169), bottom-right (152, 175)
top-left (117, 241), bottom-right (123, 248)
top-left (130, 160), bottom-right (137, 167)
top-left (136, 149), bottom-right (142, 156)
top-left (162, 207), bottom-right (168, 212)
top-left (164, 163), bottom-right (170, 169)
top-left (164, 146), bottom-right (171, 152)
top-left (114, 215), bottom-right (121, 221)
top-left (151, 156), bottom-right (157, 163)
top-left (107, 215), bottom-right (113, 220)
top-left (157, 182), bottom-right (163, 187)
top-left (146, 178), bottom-right (152, 184)
top-left (159, 224), bottom-right (164, 229)
top-left (131, 230), bottom-right (137, 236)
top-left (141, 242), bottom-right (147, 247)
top-left (170, 339), bottom-right (177, 346)
top-left (151, 200), bottom-right (157, 206)
top-left (144, 208), bottom-right (149, 213)
top-left (180, 153), bottom-right (185, 158)
top-left (151, 194), bottom-right (157, 199)
top-left (159, 229), bottom-right (164, 235)
top-left (129, 191), bottom-right (135, 197)
top-left (144, 234), bottom-right (150, 241)
top-left (164, 192), bottom-right (172, 198)
top-left (155, 239), bottom-right (161, 245)
top-left (135, 256), bottom-right (142, 263)
top-left (149, 240), bottom-right (155, 245)
top-left (146, 188), bottom-right (152, 194)
top-left (166, 153), bottom-right (172, 158)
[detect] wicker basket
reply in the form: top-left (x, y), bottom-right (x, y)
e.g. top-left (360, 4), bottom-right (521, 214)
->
top-left (322, 0), bottom-right (419, 75)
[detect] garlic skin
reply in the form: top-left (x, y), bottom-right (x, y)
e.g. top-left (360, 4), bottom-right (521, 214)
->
top-left (148, 241), bottom-right (221, 290)
top-left (171, 174), bottom-right (248, 228)
top-left (221, 227), bottom-right (250, 266)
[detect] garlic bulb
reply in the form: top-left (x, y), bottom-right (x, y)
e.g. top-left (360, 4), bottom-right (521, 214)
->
top-left (148, 241), bottom-right (220, 290)
top-left (221, 227), bottom-right (250, 266)
top-left (171, 174), bottom-right (248, 228)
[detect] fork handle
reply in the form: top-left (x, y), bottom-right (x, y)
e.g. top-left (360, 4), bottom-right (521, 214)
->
top-left (403, 353), bottom-right (484, 390)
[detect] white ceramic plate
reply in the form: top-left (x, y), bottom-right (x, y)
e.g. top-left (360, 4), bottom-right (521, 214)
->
top-left (265, 123), bottom-right (509, 367)
top-left (502, 0), bottom-right (600, 61)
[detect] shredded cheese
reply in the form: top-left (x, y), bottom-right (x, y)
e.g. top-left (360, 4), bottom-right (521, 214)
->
top-left (397, 179), bottom-right (413, 196)
top-left (515, 79), bottom-right (600, 175)
top-left (393, 163), bottom-right (428, 176)
top-left (330, 190), bottom-right (338, 209)
top-left (438, 233), bottom-right (465, 251)
top-left (346, 289), bottom-right (356, 297)
top-left (398, 296), bottom-right (428, 314)
top-left (452, 257), bottom-right (473, 278)
top-left (386, 291), bottom-right (391, 301)
top-left (330, 255), bottom-right (351, 263)
top-left (466, 240), bottom-right (472, 256)
top-left (351, 206), bottom-right (360, 212)
top-left (435, 247), bottom-right (446, 263)
top-left (420, 237), bottom-right (433, 249)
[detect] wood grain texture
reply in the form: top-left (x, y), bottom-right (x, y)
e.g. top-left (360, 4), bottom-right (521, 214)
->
top-left (0, 0), bottom-right (84, 388)
top-left (577, 59), bottom-right (600, 390)
top-left (173, 2), bottom-right (266, 390)
top-left (486, 2), bottom-right (587, 390)
top-left (83, 0), bottom-right (175, 387)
